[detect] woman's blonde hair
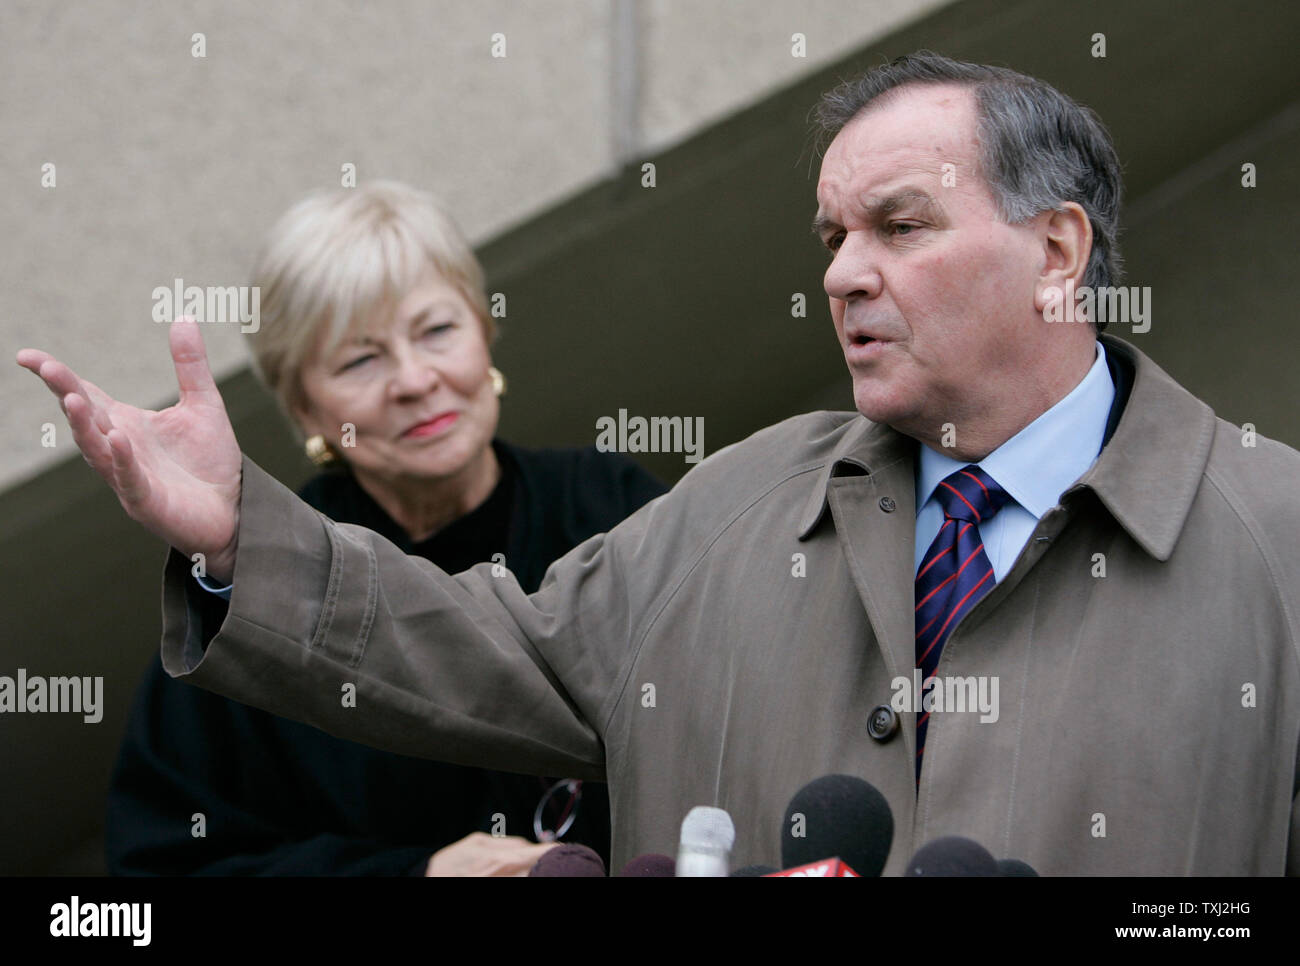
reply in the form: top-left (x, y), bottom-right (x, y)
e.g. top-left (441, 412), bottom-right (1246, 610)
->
top-left (246, 180), bottom-right (494, 428)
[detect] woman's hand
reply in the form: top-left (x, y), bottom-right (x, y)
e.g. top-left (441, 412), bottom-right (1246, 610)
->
top-left (15, 318), bottom-right (243, 583)
top-left (424, 832), bottom-right (560, 877)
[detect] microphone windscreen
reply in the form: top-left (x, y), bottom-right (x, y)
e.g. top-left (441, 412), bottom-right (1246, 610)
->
top-left (620, 854), bottom-right (676, 877)
top-left (997, 858), bottom-right (1039, 877)
top-left (904, 836), bottom-right (998, 876)
top-left (730, 864), bottom-right (779, 877)
top-left (680, 806), bottom-right (736, 853)
top-left (528, 844), bottom-right (607, 877)
top-left (677, 806), bottom-right (736, 876)
top-left (781, 774), bottom-right (894, 876)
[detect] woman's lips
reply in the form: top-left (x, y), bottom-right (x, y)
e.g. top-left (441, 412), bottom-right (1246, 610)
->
top-left (402, 412), bottom-right (459, 438)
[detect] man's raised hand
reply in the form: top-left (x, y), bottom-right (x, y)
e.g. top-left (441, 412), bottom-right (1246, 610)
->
top-left (16, 318), bottom-right (243, 583)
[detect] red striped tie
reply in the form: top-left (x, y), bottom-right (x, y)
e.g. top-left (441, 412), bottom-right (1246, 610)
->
top-left (914, 465), bottom-right (1010, 781)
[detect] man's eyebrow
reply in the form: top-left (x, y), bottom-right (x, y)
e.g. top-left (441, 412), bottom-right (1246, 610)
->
top-left (811, 211), bottom-right (839, 237)
top-left (871, 188), bottom-right (942, 217)
top-left (812, 188), bottom-right (943, 237)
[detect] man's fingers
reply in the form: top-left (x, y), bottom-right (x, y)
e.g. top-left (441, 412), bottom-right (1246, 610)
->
top-left (107, 429), bottom-right (152, 508)
top-left (169, 318), bottom-right (222, 405)
top-left (45, 360), bottom-right (119, 437)
top-left (15, 348), bottom-right (54, 372)
top-left (25, 356), bottom-right (83, 401)
top-left (17, 352), bottom-right (120, 436)
top-left (21, 346), bottom-right (159, 513)
top-left (17, 353), bottom-right (118, 475)
top-left (63, 392), bottom-right (115, 476)
top-left (72, 377), bottom-right (119, 428)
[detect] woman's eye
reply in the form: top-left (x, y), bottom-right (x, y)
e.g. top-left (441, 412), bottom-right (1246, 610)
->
top-left (340, 354), bottom-right (374, 372)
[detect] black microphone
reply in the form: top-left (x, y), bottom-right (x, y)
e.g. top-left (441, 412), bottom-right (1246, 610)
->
top-left (997, 857), bottom-right (1039, 876)
top-left (780, 774), bottom-right (894, 876)
top-left (904, 836), bottom-right (998, 876)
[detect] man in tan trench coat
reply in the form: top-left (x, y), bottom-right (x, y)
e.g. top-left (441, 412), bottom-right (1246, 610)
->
top-left (19, 53), bottom-right (1300, 874)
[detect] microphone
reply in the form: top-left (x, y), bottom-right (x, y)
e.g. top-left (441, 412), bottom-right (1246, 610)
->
top-left (619, 854), bottom-right (676, 877)
top-left (904, 836), bottom-right (998, 876)
top-left (779, 774), bottom-right (894, 877)
top-left (997, 858), bottom-right (1039, 877)
top-left (528, 843), bottom-right (607, 877)
top-left (675, 806), bottom-right (736, 876)
top-left (765, 858), bottom-right (861, 877)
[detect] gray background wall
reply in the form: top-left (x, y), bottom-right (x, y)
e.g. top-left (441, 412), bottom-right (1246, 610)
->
top-left (2, 0), bottom-right (1297, 873)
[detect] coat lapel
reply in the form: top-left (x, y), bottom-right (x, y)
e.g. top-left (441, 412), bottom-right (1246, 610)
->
top-left (800, 419), bottom-right (920, 750)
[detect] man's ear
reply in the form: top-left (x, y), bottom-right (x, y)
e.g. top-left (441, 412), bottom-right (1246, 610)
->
top-left (1033, 203), bottom-right (1093, 312)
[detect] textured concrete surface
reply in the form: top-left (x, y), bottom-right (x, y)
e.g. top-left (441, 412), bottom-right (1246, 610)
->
top-left (0, 0), bottom-right (942, 490)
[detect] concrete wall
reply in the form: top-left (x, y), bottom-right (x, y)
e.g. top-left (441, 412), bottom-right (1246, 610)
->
top-left (1, 0), bottom-right (946, 490)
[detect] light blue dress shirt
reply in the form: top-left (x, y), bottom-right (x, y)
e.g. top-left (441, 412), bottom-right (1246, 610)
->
top-left (913, 342), bottom-right (1115, 582)
top-left (196, 573), bottom-right (232, 599)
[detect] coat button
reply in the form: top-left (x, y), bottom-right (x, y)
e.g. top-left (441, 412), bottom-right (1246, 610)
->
top-left (867, 705), bottom-right (900, 741)
top-left (879, 496), bottom-right (896, 513)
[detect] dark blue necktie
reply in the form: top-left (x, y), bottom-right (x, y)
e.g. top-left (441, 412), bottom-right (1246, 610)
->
top-left (914, 465), bottom-right (1011, 781)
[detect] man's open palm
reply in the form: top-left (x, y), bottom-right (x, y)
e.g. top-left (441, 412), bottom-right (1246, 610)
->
top-left (16, 318), bottom-right (243, 582)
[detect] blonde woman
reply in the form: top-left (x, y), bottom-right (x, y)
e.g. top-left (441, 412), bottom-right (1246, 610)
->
top-left (98, 182), bottom-right (665, 875)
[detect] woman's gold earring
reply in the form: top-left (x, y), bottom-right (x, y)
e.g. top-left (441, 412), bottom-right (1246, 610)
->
top-left (305, 434), bottom-right (337, 466)
top-left (489, 366), bottom-right (506, 398)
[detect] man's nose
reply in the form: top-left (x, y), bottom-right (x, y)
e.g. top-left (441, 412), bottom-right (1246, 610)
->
top-left (823, 232), bottom-right (882, 302)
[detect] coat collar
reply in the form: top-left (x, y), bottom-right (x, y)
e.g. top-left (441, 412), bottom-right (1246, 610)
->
top-left (797, 335), bottom-right (1217, 562)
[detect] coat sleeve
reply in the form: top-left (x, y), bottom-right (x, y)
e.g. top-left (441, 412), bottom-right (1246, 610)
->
top-left (159, 453), bottom-right (676, 781)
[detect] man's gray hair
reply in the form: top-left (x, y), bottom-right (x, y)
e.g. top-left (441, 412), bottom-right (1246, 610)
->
top-left (813, 51), bottom-right (1123, 328)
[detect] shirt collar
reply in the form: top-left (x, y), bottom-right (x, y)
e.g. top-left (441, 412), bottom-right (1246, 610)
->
top-left (797, 334), bottom-right (1217, 561)
top-left (914, 342), bottom-right (1114, 521)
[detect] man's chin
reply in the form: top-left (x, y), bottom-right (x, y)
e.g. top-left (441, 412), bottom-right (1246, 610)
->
top-left (851, 386), bottom-right (910, 429)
